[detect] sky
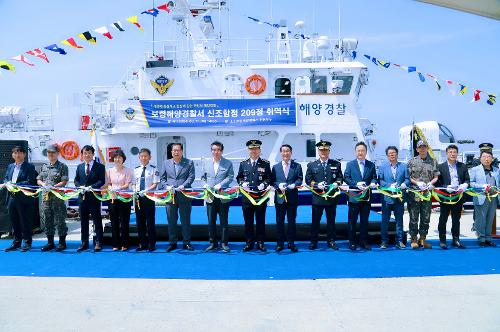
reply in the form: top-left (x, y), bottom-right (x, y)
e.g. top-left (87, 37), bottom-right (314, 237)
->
top-left (0, 0), bottom-right (499, 153)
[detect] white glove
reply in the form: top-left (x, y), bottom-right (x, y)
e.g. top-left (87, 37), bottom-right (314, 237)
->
top-left (459, 183), bottom-right (468, 191)
top-left (427, 183), bottom-right (435, 190)
top-left (331, 183), bottom-right (338, 189)
top-left (416, 181), bottom-right (425, 188)
top-left (287, 183), bottom-right (296, 190)
top-left (390, 183), bottom-right (397, 189)
top-left (369, 182), bottom-right (377, 189)
top-left (356, 181), bottom-right (366, 190)
top-left (165, 185), bottom-right (173, 191)
top-left (278, 183), bottom-right (287, 190)
top-left (242, 182), bottom-right (250, 190)
top-left (85, 186), bottom-right (93, 192)
top-left (175, 185), bottom-right (185, 191)
top-left (317, 182), bottom-right (326, 190)
top-left (340, 185), bottom-right (349, 191)
top-left (203, 183), bottom-right (209, 189)
top-left (399, 183), bottom-right (407, 190)
top-left (213, 183), bottom-right (221, 191)
top-left (139, 190), bottom-right (147, 197)
top-left (483, 184), bottom-right (489, 189)
top-left (446, 185), bottom-right (455, 193)
top-left (257, 183), bottom-right (265, 191)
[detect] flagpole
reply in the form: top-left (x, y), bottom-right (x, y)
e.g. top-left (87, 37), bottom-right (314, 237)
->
top-left (152, 0), bottom-right (156, 56)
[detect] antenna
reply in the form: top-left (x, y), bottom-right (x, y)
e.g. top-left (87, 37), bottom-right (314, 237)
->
top-left (338, 0), bottom-right (341, 42)
top-left (152, 0), bottom-right (156, 56)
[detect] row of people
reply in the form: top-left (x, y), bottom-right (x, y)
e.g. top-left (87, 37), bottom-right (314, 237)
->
top-left (1, 140), bottom-right (498, 253)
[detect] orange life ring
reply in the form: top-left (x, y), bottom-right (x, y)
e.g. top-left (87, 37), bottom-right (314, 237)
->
top-left (59, 141), bottom-right (80, 160)
top-left (245, 74), bottom-right (266, 95)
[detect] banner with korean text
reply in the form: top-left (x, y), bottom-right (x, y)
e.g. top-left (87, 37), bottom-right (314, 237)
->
top-left (140, 98), bottom-right (297, 127)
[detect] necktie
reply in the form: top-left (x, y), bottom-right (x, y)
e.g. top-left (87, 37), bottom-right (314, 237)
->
top-left (85, 163), bottom-right (90, 176)
top-left (284, 162), bottom-right (289, 178)
top-left (359, 161), bottom-right (365, 177)
top-left (322, 162), bottom-right (326, 170)
top-left (252, 161), bottom-right (256, 168)
top-left (174, 163), bottom-right (179, 176)
top-left (140, 166), bottom-right (146, 191)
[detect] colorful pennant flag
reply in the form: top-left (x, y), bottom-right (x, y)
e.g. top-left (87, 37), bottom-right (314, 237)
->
top-left (417, 72), bottom-right (425, 82)
top-left (426, 74), bottom-right (441, 91)
top-left (44, 44), bottom-right (67, 55)
top-left (446, 80), bottom-right (456, 95)
top-left (0, 60), bottom-right (15, 71)
top-left (111, 21), bottom-right (125, 32)
top-left (78, 31), bottom-right (97, 44)
top-left (407, 66), bottom-right (416, 73)
top-left (94, 26), bottom-right (113, 39)
top-left (377, 60), bottom-right (390, 68)
top-left (352, 51), bottom-right (357, 59)
top-left (11, 55), bottom-right (35, 66)
top-left (157, 3), bottom-right (171, 13)
top-left (62, 38), bottom-right (84, 49)
top-left (26, 48), bottom-right (50, 63)
top-left (459, 84), bottom-right (468, 95)
top-left (142, 8), bottom-right (160, 17)
top-left (487, 93), bottom-right (496, 105)
top-left (127, 16), bottom-right (144, 31)
top-left (471, 89), bottom-right (481, 102)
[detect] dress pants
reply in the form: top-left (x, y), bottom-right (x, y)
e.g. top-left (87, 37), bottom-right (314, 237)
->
top-left (381, 200), bottom-right (404, 243)
top-left (438, 202), bottom-right (463, 242)
top-left (206, 197), bottom-right (230, 245)
top-left (275, 203), bottom-right (298, 245)
top-left (79, 194), bottom-right (103, 244)
top-left (135, 196), bottom-right (156, 248)
top-left (166, 196), bottom-right (192, 245)
top-left (242, 202), bottom-right (267, 244)
top-left (109, 199), bottom-right (131, 248)
top-left (8, 194), bottom-right (35, 243)
top-left (310, 204), bottom-right (337, 242)
top-left (347, 201), bottom-right (371, 245)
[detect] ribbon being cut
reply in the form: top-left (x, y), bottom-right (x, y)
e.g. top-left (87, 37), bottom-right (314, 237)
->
top-left (1, 182), bottom-right (498, 206)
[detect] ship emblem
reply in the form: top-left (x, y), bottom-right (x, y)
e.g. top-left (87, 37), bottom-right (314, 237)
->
top-left (123, 107), bottom-right (136, 120)
top-left (151, 75), bottom-right (174, 95)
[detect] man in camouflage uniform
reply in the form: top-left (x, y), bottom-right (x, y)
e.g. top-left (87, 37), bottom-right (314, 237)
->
top-left (36, 144), bottom-right (69, 252)
top-left (407, 140), bottom-right (439, 249)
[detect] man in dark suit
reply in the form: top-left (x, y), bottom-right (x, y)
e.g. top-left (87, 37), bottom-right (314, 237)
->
top-left (305, 141), bottom-right (343, 250)
top-left (161, 143), bottom-right (195, 252)
top-left (344, 141), bottom-right (378, 251)
top-left (74, 145), bottom-right (106, 252)
top-left (1, 146), bottom-right (38, 252)
top-left (236, 140), bottom-right (272, 252)
top-left (437, 144), bottom-right (470, 249)
top-left (202, 141), bottom-right (234, 252)
top-left (271, 144), bottom-right (303, 252)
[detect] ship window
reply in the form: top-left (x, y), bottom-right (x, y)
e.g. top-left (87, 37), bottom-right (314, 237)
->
top-left (311, 76), bottom-right (327, 93)
top-left (306, 139), bottom-right (316, 157)
top-left (275, 78), bottom-right (291, 98)
top-left (330, 75), bottom-right (353, 95)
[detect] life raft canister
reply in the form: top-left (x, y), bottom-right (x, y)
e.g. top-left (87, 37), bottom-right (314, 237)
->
top-left (244, 74), bottom-right (266, 95)
top-left (58, 141), bottom-right (80, 160)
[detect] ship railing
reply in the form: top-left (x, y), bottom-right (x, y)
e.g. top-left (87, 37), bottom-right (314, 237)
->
top-left (144, 37), bottom-right (342, 67)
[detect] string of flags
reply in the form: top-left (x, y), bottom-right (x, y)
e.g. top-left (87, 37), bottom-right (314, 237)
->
top-left (246, 15), bottom-right (311, 39)
top-left (353, 51), bottom-right (496, 106)
top-left (0, 2), bottom-right (174, 76)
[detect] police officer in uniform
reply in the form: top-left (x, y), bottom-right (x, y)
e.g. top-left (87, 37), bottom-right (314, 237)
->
top-left (305, 141), bottom-right (343, 250)
top-left (37, 144), bottom-right (69, 252)
top-left (236, 140), bottom-right (272, 252)
top-left (133, 148), bottom-right (160, 252)
top-left (471, 143), bottom-right (498, 168)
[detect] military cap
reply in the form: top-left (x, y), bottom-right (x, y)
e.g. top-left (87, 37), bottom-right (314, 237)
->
top-left (46, 144), bottom-right (59, 153)
top-left (316, 140), bottom-right (332, 150)
top-left (479, 143), bottom-right (494, 151)
top-left (416, 140), bottom-right (427, 148)
top-left (246, 139), bottom-right (262, 149)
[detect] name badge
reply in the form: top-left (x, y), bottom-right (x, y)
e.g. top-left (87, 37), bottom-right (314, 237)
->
top-left (258, 167), bottom-right (265, 172)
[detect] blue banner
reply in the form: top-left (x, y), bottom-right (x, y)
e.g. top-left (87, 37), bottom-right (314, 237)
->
top-left (140, 98), bottom-right (296, 127)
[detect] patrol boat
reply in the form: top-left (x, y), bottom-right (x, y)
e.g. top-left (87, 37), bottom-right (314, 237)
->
top-left (0, 0), bottom-right (376, 189)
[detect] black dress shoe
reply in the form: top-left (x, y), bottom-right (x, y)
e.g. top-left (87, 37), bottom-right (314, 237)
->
top-left (243, 243), bottom-right (254, 252)
top-left (380, 242), bottom-right (388, 249)
top-left (485, 241), bottom-right (497, 247)
top-left (327, 241), bottom-right (339, 250)
top-left (183, 244), bottom-right (194, 251)
top-left (309, 242), bottom-right (318, 250)
top-left (275, 245), bottom-right (284, 252)
top-left (395, 241), bottom-right (406, 249)
top-left (439, 242), bottom-right (448, 249)
top-left (20, 243), bottom-right (32, 252)
top-left (148, 246), bottom-right (157, 252)
top-left (135, 245), bottom-right (147, 252)
top-left (479, 241), bottom-right (488, 247)
top-left (349, 243), bottom-right (357, 251)
top-left (452, 239), bottom-right (466, 249)
top-left (205, 243), bottom-right (218, 252)
top-left (361, 243), bottom-right (371, 251)
top-left (167, 244), bottom-right (178, 252)
top-left (288, 243), bottom-right (298, 252)
top-left (4, 242), bottom-right (21, 252)
top-left (77, 242), bottom-right (89, 253)
top-left (221, 243), bottom-right (231, 252)
top-left (257, 242), bottom-right (267, 252)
